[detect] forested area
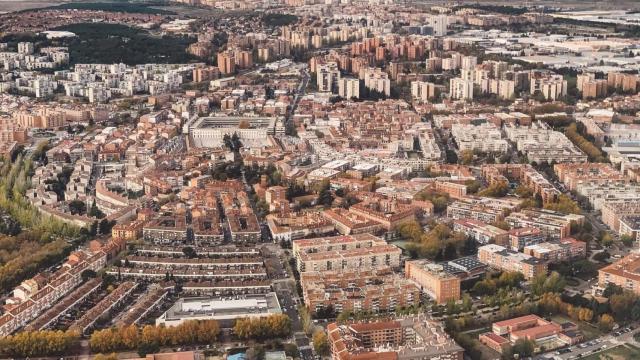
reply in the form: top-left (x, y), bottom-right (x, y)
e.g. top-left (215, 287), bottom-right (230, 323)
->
top-left (54, 23), bottom-right (198, 65)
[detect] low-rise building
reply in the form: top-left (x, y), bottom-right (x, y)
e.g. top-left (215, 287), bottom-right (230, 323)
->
top-left (505, 209), bottom-right (584, 240)
top-left (453, 219), bottom-right (508, 245)
top-left (480, 315), bottom-right (581, 354)
top-left (508, 227), bottom-right (545, 251)
top-left (478, 244), bottom-right (547, 279)
top-left (598, 253), bottom-right (640, 294)
top-left (523, 238), bottom-right (587, 263)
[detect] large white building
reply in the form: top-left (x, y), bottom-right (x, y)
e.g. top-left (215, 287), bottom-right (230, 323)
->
top-left (451, 122), bottom-right (509, 153)
top-left (430, 15), bottom-right (449, 36)
top-left (317, 62), bottom-right (340, 93)
top-left (411, 81), bottom-right (439, 102)
top-left (530, 75), bottom-right (567, 100)
top-left (185, 116), bottom-right (285, 148)
top-left (338, 77), bottom-right (360, 99)
top-left (156, 293), bottom-right (282, 327)
top-left (450, 77), bottom-right (474, 100)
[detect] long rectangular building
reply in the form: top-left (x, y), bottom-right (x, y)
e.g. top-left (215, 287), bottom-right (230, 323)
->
top-left (186, 115), bottom-right (284, 148)
top-left (292, 233), bottom-right (401, 273)
top-left (505, 209), bottom-right (584, 240)
top-left (523, 237), bottom-right (586, 263)
top-left (300, 268), bottom-right (420, 315)
top-left (478, 244), bottom-right (547, 279)
top-left (598, 253), bottom-right (640, 294)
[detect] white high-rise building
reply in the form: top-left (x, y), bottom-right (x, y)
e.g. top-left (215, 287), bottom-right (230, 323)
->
top-left (530, 75), bottom-right (567, 101)
top-left (449, 78), bottom-right (474, 100)
top-left (411, 81), bottom-right (438, 102)
top-left (317, 63), bottom-right (340, 93)
top-left (431, 15), bottom-right (449, 37)
top-left (18, 42), bottom-right (34, 55)
top-left (338, 77), bottom-right (360, 99)
top-left (461, 56), bottom-right (477, 70)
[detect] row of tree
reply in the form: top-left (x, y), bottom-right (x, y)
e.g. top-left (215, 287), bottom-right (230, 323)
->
top-left (565, 123), bottom-right (607, 162)
top-left (0, 330), bottom-right (78, 357)
top-left (233, 314), bottom-right (292, 340)
top-left (90, 321), bottom-right (221, 354)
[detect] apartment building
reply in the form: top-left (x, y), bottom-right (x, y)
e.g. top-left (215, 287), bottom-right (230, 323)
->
top-left (300, 268), bottom-right (420, 314)
top-left (327, 317), bottom-right (464, 360)
top-left (348, 199), bottom-right (417, 230)
top-left (449, 77), bottom-right (474, 100)
top-left (599, 253), bottom-right (640, 294)
top-left (453, 219), bottom-right (508, 245)
top-left (411, 80), bottom-right (440, 102)
top-left (602, 200), bottom-right (640, 234)
top-left (576, 182), bottom-right (640, 211)
top-left (322, 208), bottom-right (384, 235)
top-left (451, 122), bottom-right (508, 153)
top-left (405, 260), bottom-right (461, 304)
top-left (523, 237), bottom-right (587, 263)
top-left (505, 122), bottom-right (587, 164)
top-left (143, 216), bottom-right (189, 244)
top-left (193, 66), bottom-right (220, 83)
top-left (505, 209), bottom-right (584, 240)
top-left (217, 51), bottom-right (236, 75)
top-left (266, 211), bottom-right (335, 242)
top-left (555, 163), bottom-right (627, 192)
top-left (478, 244), bottom-right (547, 279)
top-left (361, 67), bottom-right (391, 96)
top-left (111, 220), bottom-right (145, 241)
top-left (292, 233), bottom-right (401, 273)
top-left (619, 216), bottom-right (640, 243)
top-left (317, 62), bottom-right (340, 93)
top-left (447, 196), bottom-right (520, 223)
top-left (338, 77), bottom-right (360, 99)
top-left (482, 164), bottom-right (560, 203)
top-left (608, 72), bottom-right (639, 93)
top-left (508, 227), bottom-right (545, 251)
top-left (530, 74), bottom-right (567, 101)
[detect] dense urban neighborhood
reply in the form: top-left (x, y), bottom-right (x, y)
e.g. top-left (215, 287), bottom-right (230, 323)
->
top-left (2, 0), bottom-right (640, 360)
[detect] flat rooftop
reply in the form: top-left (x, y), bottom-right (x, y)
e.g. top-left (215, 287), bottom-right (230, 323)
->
top-left (157, 293), bottom-right (281, 323)
top-left (192, 116), bottom-right (279, 129)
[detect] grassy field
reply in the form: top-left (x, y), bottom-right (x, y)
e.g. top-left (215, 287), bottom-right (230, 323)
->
top-left (581, 344), bottom-right (640, 360)
top-left (550, 315), bottom-right (603, 341)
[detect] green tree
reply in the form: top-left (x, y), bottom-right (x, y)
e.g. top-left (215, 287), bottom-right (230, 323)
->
top-left (478, 181), bottom-right (509, 197)
top-left (512, 338), bottom-right (535, 357)
top-left (465, 180), bottom-right (481, 194)
top-left (312, 330), bottom-right (330, 356)
top-left (621, 234), bottom-right (635, 247)
top-left (182, 246), bottom-right (197, 259)
top-left (317, 181), bottom-right (334, 207)
top-left (68, 200), bottom-right (87, 215)
top-left (598, 314), bottom-right (615, 332)
top-left (460, 150), bottom-right (474, 165)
